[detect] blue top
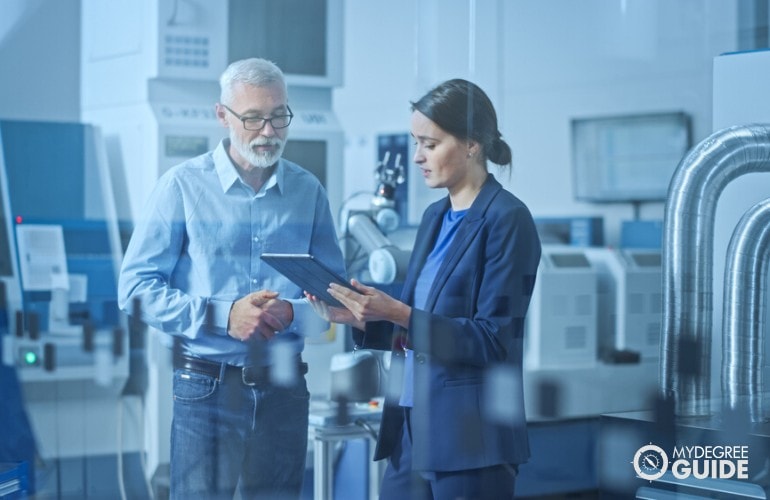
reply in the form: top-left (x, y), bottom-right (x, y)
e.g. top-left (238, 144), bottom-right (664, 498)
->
top-left (413, 208), bottom-right (469, 310)
top-left (400, 207), bottom-right (468, 406)
top-left (117, 139), bottom-right (345, 366)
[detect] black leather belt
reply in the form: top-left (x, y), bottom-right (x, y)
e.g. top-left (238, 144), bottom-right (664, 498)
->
top-left (175, 354), bottom-right (308, 386)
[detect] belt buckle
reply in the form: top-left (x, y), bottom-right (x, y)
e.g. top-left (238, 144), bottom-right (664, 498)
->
top-left (241, 362), bottom-right (305, 385)
top-left (241, 365), bottom-right (263, 386)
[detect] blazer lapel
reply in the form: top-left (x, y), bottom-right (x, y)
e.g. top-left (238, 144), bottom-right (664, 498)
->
top-left (423, 175), bottom-right (502, 311)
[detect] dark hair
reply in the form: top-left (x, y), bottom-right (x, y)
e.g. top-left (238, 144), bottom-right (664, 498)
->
top-left (411, 78), bottom-right (512, 168)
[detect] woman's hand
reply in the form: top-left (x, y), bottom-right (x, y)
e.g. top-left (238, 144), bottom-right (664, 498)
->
top-left (328, 279), bottom-right (411, 328)
top-left (304, 291), bottom-right (365, 330)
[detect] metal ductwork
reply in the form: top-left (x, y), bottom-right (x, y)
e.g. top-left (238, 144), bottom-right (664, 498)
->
top-left (722, 198), bottom-right (770, 422)
top-left (661, 124), bottom-right (770, 417)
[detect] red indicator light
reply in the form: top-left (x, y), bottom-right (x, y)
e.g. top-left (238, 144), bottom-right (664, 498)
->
top-left (15, 216), bottom-right (22, 224)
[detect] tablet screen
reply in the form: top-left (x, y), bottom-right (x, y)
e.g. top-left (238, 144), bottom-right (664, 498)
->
top-left (260, 253), bottom-right (352, 307)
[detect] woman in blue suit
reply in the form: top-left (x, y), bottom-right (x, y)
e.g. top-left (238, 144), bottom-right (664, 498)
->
top-left (310, 79), bottom-right (541, 499)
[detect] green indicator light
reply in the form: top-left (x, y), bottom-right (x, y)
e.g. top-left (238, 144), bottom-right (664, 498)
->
top-left (24, 351), bottom-right (37, 365)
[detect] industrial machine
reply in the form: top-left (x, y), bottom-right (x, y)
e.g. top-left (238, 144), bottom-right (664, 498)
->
top-left (0, 120), bottom-right (131, 497)
top-left (598, 49), bottom-right (770, 498)
top-left (522, 245), bottom-right (660, 419)
top-left (81, 0), bottom-right (345, 223)
top-left (374, 133), bottom-right (445, 228)
top-left (525, 245), bottom-right (599, 370)
top-left (585, 247), bottom-right (662, 362)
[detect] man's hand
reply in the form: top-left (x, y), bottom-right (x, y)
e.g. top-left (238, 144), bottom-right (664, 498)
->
top-left (228, 290), bottom-right (293, 341)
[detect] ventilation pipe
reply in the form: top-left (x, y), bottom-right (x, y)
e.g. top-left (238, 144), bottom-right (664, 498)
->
top-left (661, 124), bottom-right (770, 417)
top-left (722, 198), bottom-right (770, 422)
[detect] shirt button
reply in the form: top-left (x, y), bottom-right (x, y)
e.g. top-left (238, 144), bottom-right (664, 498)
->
top-left (251, 278), bottom-right (258, 285)
top-left (253, 236), bottom-right (260, 243)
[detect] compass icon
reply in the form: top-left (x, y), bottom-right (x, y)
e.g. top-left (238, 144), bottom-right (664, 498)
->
top-left (633, 443), bottom-right (668, 481)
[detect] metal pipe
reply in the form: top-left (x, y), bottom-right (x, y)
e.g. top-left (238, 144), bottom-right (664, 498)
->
top-left (661, 124), bottom-right (770, 416)
top-left (722, 198), bottom-right (770, 422)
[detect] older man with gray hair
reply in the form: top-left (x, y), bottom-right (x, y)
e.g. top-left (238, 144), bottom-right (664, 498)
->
top-left (118, 58), bottom-right (344, 499)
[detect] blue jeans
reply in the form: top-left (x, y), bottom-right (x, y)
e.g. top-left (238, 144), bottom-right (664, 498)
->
top-left (170, 366), bottom-right (309, 499)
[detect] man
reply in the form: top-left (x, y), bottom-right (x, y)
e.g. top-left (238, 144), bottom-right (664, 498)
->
top-left (118, 58), bottom-right (345, 499)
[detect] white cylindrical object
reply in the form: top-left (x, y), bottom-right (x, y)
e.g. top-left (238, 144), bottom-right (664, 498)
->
top-left (348, 213), bottom-right (391, 254)
top-left (369, 248), bottom-right (398, 284)
top-left (374, 208), bottom-right (400, 234)
top-left (369, 247), bottom-right (410, 284)
top-left (348, 212), bottom-right (410, 284)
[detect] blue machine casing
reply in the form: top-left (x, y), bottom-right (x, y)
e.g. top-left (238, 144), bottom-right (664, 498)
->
top-left (534, 216), bottom-right (604, 247)
top-left (620, 219), bottom-right (662, 249)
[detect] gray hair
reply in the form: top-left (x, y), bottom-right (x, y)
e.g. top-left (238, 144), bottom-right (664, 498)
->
top-left (219, 58), bottom-right (287, 105)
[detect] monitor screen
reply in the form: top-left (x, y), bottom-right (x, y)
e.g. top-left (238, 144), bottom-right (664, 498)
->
top-left (571, 112), bottom-right (691, 202)
top-left (228, 0), bottom-right (328, 78)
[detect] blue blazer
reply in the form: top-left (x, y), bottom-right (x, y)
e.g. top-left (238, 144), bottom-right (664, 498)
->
top-left (354, 174), bottom-right (541, 472)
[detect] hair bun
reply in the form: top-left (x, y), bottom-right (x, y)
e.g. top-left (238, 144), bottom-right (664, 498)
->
top-left (488, 137), bottom-right (512, 166)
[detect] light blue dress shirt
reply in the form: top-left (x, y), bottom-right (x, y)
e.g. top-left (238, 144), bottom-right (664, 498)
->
top-left (118, 139), bottom-right (345, 366)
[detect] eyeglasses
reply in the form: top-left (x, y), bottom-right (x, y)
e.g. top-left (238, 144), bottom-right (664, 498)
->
top-left (221, 104), bottom-right (293, 131)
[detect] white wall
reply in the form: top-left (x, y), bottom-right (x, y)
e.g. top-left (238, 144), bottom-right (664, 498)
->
top-left (0, 0), bottom-right (742, 246)
top-left (0, 0), bottom-right (81, 121)
top-left (335, 0), bottom-right (741, 246)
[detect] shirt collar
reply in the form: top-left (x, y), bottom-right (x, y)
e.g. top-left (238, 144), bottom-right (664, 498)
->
top-left (214, 139), bottom-right (285, 195)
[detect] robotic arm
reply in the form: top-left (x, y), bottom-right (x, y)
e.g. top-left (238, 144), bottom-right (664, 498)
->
top-left (346, 152), bottom-right (410, 284)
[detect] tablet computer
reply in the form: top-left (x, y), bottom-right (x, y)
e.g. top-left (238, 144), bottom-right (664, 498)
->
top-left (260, 253), bottom-right (353, 307)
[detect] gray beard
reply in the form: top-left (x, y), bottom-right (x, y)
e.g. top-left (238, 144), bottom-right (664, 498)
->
top-left (230, 131), bottom-right (285, 169)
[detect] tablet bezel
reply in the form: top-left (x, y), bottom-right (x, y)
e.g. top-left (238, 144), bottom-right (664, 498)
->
top-left (260, 253), bottom-right (352, 307)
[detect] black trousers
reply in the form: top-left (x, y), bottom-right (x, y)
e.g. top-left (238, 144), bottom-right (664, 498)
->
top-left (379, 409), bottom-right (517, 500)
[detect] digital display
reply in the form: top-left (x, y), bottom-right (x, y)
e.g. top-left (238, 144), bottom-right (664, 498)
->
top-left (165, 136), bottom-right (209, 158)
top-left (571, 112), bottom-right (691, 202)
top-left (229, 0), bottom-right (328, 78)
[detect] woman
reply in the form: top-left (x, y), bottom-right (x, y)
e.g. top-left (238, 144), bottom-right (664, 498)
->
top-left (309, 79), bottom-right (541, 499)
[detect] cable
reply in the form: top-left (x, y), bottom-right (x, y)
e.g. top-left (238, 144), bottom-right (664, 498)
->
top-left (354, 419), bottom-right (378, 440)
